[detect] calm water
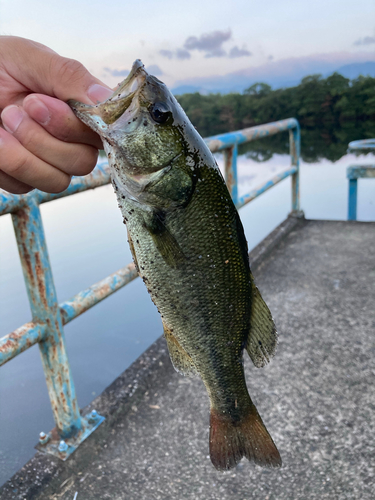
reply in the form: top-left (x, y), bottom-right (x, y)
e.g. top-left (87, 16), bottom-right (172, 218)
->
top-left (0, 150), bottom-right (374, 485)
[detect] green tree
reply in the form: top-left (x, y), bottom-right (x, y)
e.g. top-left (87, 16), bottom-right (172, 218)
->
top-left (175, 73), bottom-right (375, 161)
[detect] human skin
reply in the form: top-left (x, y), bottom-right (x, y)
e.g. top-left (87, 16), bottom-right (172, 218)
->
top-left (0, 36), bottom-right (113, 194)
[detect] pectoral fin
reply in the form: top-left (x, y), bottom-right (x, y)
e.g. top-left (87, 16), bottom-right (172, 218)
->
top-left (246, 275), bottom-right (277, 368)
top-left (144, 211), bottom-right (186, 268)
top-left (163, 322), bottom-right (197, 377)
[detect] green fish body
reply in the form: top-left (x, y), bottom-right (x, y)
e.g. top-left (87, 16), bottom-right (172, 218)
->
top-left (69, 60), bottom-right (281, 470)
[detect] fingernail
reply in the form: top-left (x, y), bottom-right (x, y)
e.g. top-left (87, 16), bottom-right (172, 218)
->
top-left (25, 97), bottom-right (51, 126)
top-left (1, 106), bottom-right (24, 133)
top-left (87, 84), bottom-right (113, 104)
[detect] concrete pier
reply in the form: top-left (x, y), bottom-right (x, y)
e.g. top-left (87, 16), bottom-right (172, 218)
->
top-left (1, 218), bottom-right (374, 499)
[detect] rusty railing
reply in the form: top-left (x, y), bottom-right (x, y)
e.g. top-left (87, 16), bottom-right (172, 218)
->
top-left (0, 117), bottom-right (300, 459)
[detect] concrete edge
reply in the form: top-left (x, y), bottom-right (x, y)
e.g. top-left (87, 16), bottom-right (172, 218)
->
top-left (249, 211), bottom-right (306, 271)
top-left (0, 213), bottom-right (305, 499)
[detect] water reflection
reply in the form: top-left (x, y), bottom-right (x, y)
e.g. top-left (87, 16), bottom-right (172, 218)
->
top-left (239, 123), bottom-right (375, 163)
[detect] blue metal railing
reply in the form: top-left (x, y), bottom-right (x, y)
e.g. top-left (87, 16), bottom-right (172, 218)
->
top-left (0, 117), bottom-right (300, 459)
top-left (347, 139), bottom-right (375, 221)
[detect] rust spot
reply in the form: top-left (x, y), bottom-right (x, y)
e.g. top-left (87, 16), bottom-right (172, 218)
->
top-left (21, 243), bottom-right (35, 288)
top-left (0, 338), bottom-right (15, 354)
top-left (51, 427), bottom-right (59, 440)
top-left (60, 391), bottom-right (67, 408)
top-left (35, 252), bottom-right (48, 309)
top-left (15, 209), bottom-right (37, 289)
top-left (0, 323), bottom-right (42, 361)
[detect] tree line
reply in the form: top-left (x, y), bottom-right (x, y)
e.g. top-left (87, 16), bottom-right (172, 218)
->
top-left (176, 73), bottom-right (375, 162)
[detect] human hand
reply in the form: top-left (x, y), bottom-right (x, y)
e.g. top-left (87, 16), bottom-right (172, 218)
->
top-left (0, 36), bottom-right (113, 194)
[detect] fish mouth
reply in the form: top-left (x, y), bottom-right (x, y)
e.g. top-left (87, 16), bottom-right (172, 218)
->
top-left (68, 60), bottom-right (148, 135)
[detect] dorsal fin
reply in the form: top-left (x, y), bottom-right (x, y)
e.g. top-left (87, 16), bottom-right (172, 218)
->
top-left (246, 275), bottom-right (278, 368)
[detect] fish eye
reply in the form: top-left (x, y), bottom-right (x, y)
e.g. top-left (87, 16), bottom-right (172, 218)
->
top-left (149, 102), bottom-right (171, 124)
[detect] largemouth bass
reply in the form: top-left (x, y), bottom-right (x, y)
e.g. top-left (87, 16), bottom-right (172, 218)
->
top-left (69, 60), bottom-right (281, 470)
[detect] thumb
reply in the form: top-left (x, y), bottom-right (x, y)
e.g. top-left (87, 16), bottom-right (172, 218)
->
top-left (2, 36), bottom-right (112, 104)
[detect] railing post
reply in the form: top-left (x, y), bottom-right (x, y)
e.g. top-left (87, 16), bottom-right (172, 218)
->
top-left (223, 144), bottom-right (238, 206)
top-left (348, 179), bottom-right (358, 221)
top-left (289, 125), bottom-right (301, 213)
top-left (11, 194), bottom-right (82, 439)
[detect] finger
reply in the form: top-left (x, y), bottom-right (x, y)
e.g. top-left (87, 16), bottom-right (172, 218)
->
top-left (23, 94), bottom-right (103, 149)
top-left (1, 36), bottom-right (113, 105)
top-left (0, 127), bottom-right (71, 193)
top-left (2, 105), bottom-right (98, 176)
top-left (0, 169), bottom-right (33, 195)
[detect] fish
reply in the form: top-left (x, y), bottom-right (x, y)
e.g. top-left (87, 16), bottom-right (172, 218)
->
top-left (68, 60), bottom-right (281, 470)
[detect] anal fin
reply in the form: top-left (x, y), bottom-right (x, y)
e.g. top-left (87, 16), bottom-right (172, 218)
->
top-left (163, 322), bottom-right (197, 377)
top-left (246, 274), bottom-right (278, 368)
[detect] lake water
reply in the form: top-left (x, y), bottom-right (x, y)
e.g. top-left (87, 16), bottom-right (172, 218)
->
top-left (0, 150), bottom-right (374, 485)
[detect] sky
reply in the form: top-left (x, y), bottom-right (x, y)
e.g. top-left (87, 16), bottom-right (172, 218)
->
top-left (1, 0), bottom-right (375, 90)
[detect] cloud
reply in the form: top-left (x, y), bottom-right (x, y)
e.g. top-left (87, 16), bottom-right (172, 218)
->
top-left (184, 29), bottom-right (231, 57)
top-left (160, 48), bottom-right (191, 60)
top-left (229, 46), bottom-right (252, 58)
top-left (159, 30), bottom-right (251, 60)
top-left (146, 64), bottom-right (163, 76)
top-left (205, 48), bottom-right (227, 58)
top-left (176, 48), bottom-right (191, 60)
top-left (159, 49), bottom-right (173, 60)
top-left (104, 67), bottom-right (129, 77)
top-left (354, 35), bottom-right (375, 46)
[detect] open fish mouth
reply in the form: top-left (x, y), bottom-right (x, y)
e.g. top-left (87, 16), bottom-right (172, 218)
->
top-left (68, 60), bottom-right (147, 134)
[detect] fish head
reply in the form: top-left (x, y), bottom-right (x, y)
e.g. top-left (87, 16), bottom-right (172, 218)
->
top-left (69, 60), bottom-right (203, 201)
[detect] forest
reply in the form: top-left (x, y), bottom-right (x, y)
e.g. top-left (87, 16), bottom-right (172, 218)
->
top-left (176, 73), bottom-right (375, 162)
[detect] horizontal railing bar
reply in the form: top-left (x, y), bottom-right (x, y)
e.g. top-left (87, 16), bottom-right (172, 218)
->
top-left (36, 162), bottom-right (111, 205)
top-left (0, 322), bottom-right (47, 366)
top-left (60, 262), bottom-right (138, 324)
top-left (236, 166), bottom-right (298, 209)
top-left (205, 118), bottom-right (298, 153)
top-left (348, 139), bottom-right (375, 152)
top-left (0, 263), bottom-right (138, 364)
top-left (0, 162), bottom-right (110, 216)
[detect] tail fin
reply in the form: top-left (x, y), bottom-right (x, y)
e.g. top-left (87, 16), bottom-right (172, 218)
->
top-left (209, 405), bottom-right (281, 471)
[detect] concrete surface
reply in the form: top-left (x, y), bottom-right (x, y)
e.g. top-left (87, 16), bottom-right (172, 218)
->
top-left (1, 218), bottom-right (375, 500)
